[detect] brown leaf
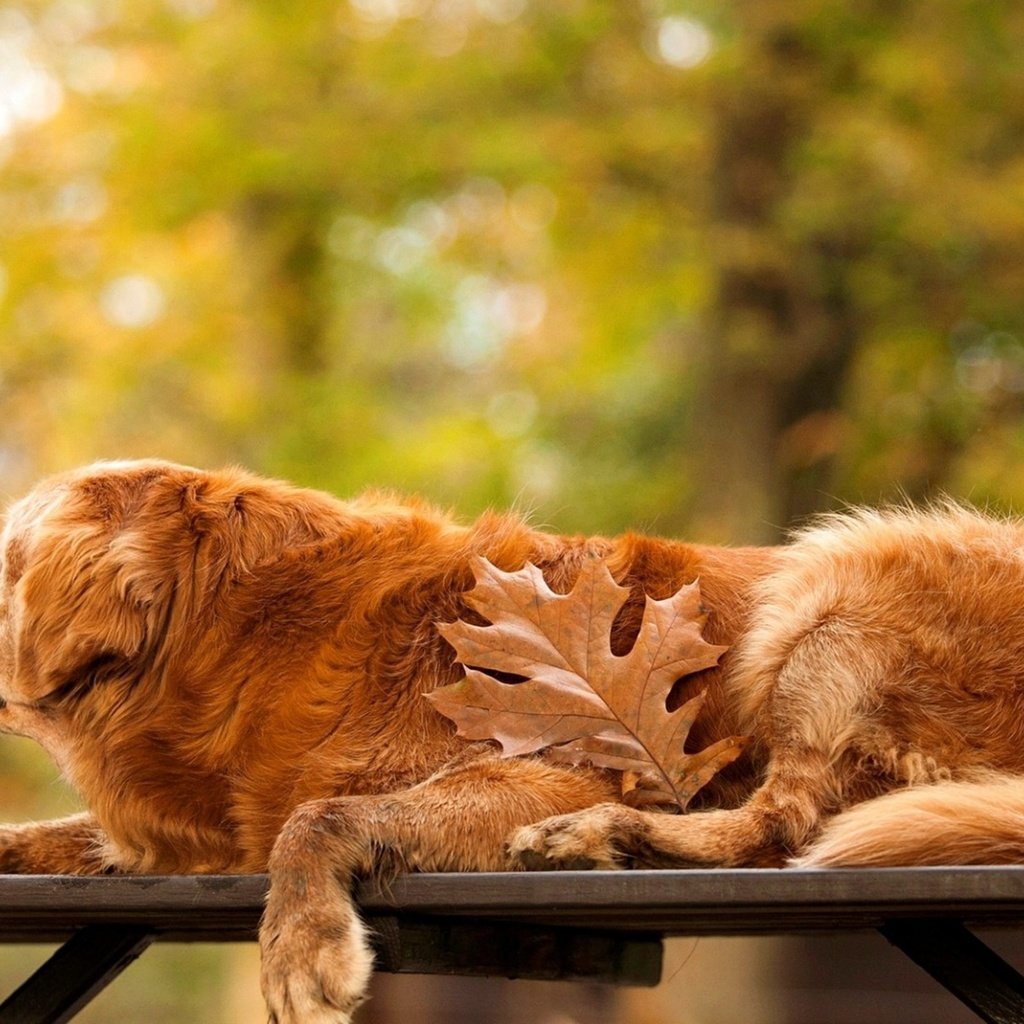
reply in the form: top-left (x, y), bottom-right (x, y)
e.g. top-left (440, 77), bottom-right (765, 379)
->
top-left (427, 557), bottom-right (747, 811)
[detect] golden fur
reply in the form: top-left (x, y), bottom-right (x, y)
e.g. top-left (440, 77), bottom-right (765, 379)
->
top-left (0, 461), bottom-right (1022, 1022)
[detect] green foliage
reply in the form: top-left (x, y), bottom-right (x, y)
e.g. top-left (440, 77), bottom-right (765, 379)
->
top-left (2, 1), bottom-right (1021, 538)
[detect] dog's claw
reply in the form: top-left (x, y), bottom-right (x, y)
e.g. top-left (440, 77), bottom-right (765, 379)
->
top-left (515, 847), bottom-right (557, 871)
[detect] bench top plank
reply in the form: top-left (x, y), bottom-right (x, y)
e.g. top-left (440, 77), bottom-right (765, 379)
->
top-left (0, 868), bottom-right (1022, 942)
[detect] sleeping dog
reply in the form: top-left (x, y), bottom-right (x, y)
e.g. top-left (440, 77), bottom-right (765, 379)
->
top-left (0, 459), bottom-right (1020, 1022)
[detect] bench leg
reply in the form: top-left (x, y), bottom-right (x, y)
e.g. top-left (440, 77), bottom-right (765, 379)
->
top-left (881, 919), bottom-right (1024, 1024)
top-left (0, 926), bottom-right (154, 1024)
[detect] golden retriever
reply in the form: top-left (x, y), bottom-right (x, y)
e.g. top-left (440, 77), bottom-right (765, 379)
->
top-left (0, 459), bottom-right (1021, 1023)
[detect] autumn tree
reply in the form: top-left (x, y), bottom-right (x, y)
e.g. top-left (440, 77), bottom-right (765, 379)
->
top-left (3, 1), bottom-right (1024, 540)
top-left (2, 3), bottom-right (1024, 1022)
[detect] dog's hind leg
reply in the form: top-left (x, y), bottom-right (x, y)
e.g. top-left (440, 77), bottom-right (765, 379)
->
top-left (259, 749), bottom-right (617, 1024)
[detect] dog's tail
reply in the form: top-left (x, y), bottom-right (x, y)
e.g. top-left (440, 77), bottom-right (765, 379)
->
top-left (793, 774), bottom-right (1024, 867)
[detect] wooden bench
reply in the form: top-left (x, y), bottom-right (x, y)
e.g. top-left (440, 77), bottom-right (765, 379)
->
top-left (0, 867), bottom-right (1023, 1023)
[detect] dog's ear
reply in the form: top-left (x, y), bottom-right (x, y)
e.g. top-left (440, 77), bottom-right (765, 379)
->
top-left (8, 535), bottom-right (152, 703)
top-left (3, 467), bottom-right (182, 705)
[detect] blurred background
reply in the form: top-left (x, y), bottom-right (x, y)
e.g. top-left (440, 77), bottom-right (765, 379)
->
top-left (1, 0), bottom-right (1024, 1020)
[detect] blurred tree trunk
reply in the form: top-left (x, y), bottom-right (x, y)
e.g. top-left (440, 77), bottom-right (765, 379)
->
top-left (688, 21), bottom-right (860, 544)
top-left (239, 190), bottom-right (333, 375)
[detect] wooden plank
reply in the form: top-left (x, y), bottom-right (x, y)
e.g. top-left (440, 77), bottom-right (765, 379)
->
top-left (359, 867), bottom-right (1024, 932)
top-left (0, 869), bottom-right (1023, 940)
top-left (0, 926), bottom-right (153, 1024)
top-left (0, 873), bottom-right (1023, 1020)
top-left (0, 875), bottom-right (266, 942)
top-left (882, 919), bottom-right (1024, 1024)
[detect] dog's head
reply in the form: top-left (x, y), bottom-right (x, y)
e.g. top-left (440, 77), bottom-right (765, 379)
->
top-left (0, 459), bottom-right (347, 709)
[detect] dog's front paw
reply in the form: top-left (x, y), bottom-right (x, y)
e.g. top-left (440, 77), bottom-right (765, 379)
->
top-left (508, 803), bottom-right (644, 871)
top-left (260, 889), bottom-right (373, 1024)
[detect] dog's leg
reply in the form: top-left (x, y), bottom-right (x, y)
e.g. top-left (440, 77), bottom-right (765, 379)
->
top-left (259, 751), bottom-right (617, 1024)
top-left (510, 746), bottom-right (832, 869)
top-left (0, 812), bottom-right (113, 874)
top-left (511, 618), bottom-right (883, 870)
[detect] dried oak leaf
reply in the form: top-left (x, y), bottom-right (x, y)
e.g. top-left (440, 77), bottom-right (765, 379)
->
top-left (427, 557), bottom-right (747, 811)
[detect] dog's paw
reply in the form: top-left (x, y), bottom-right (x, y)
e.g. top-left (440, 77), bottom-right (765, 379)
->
top-left (260, 891), bottom-right (372, 1024)
top-left (508, 803), bottom-right (644, 871)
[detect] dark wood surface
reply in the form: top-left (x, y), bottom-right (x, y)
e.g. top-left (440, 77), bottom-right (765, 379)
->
top-left (0, 867), bottom-right (1022, 942)
top-left (2, 870), bottom-right (1024, 1020)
